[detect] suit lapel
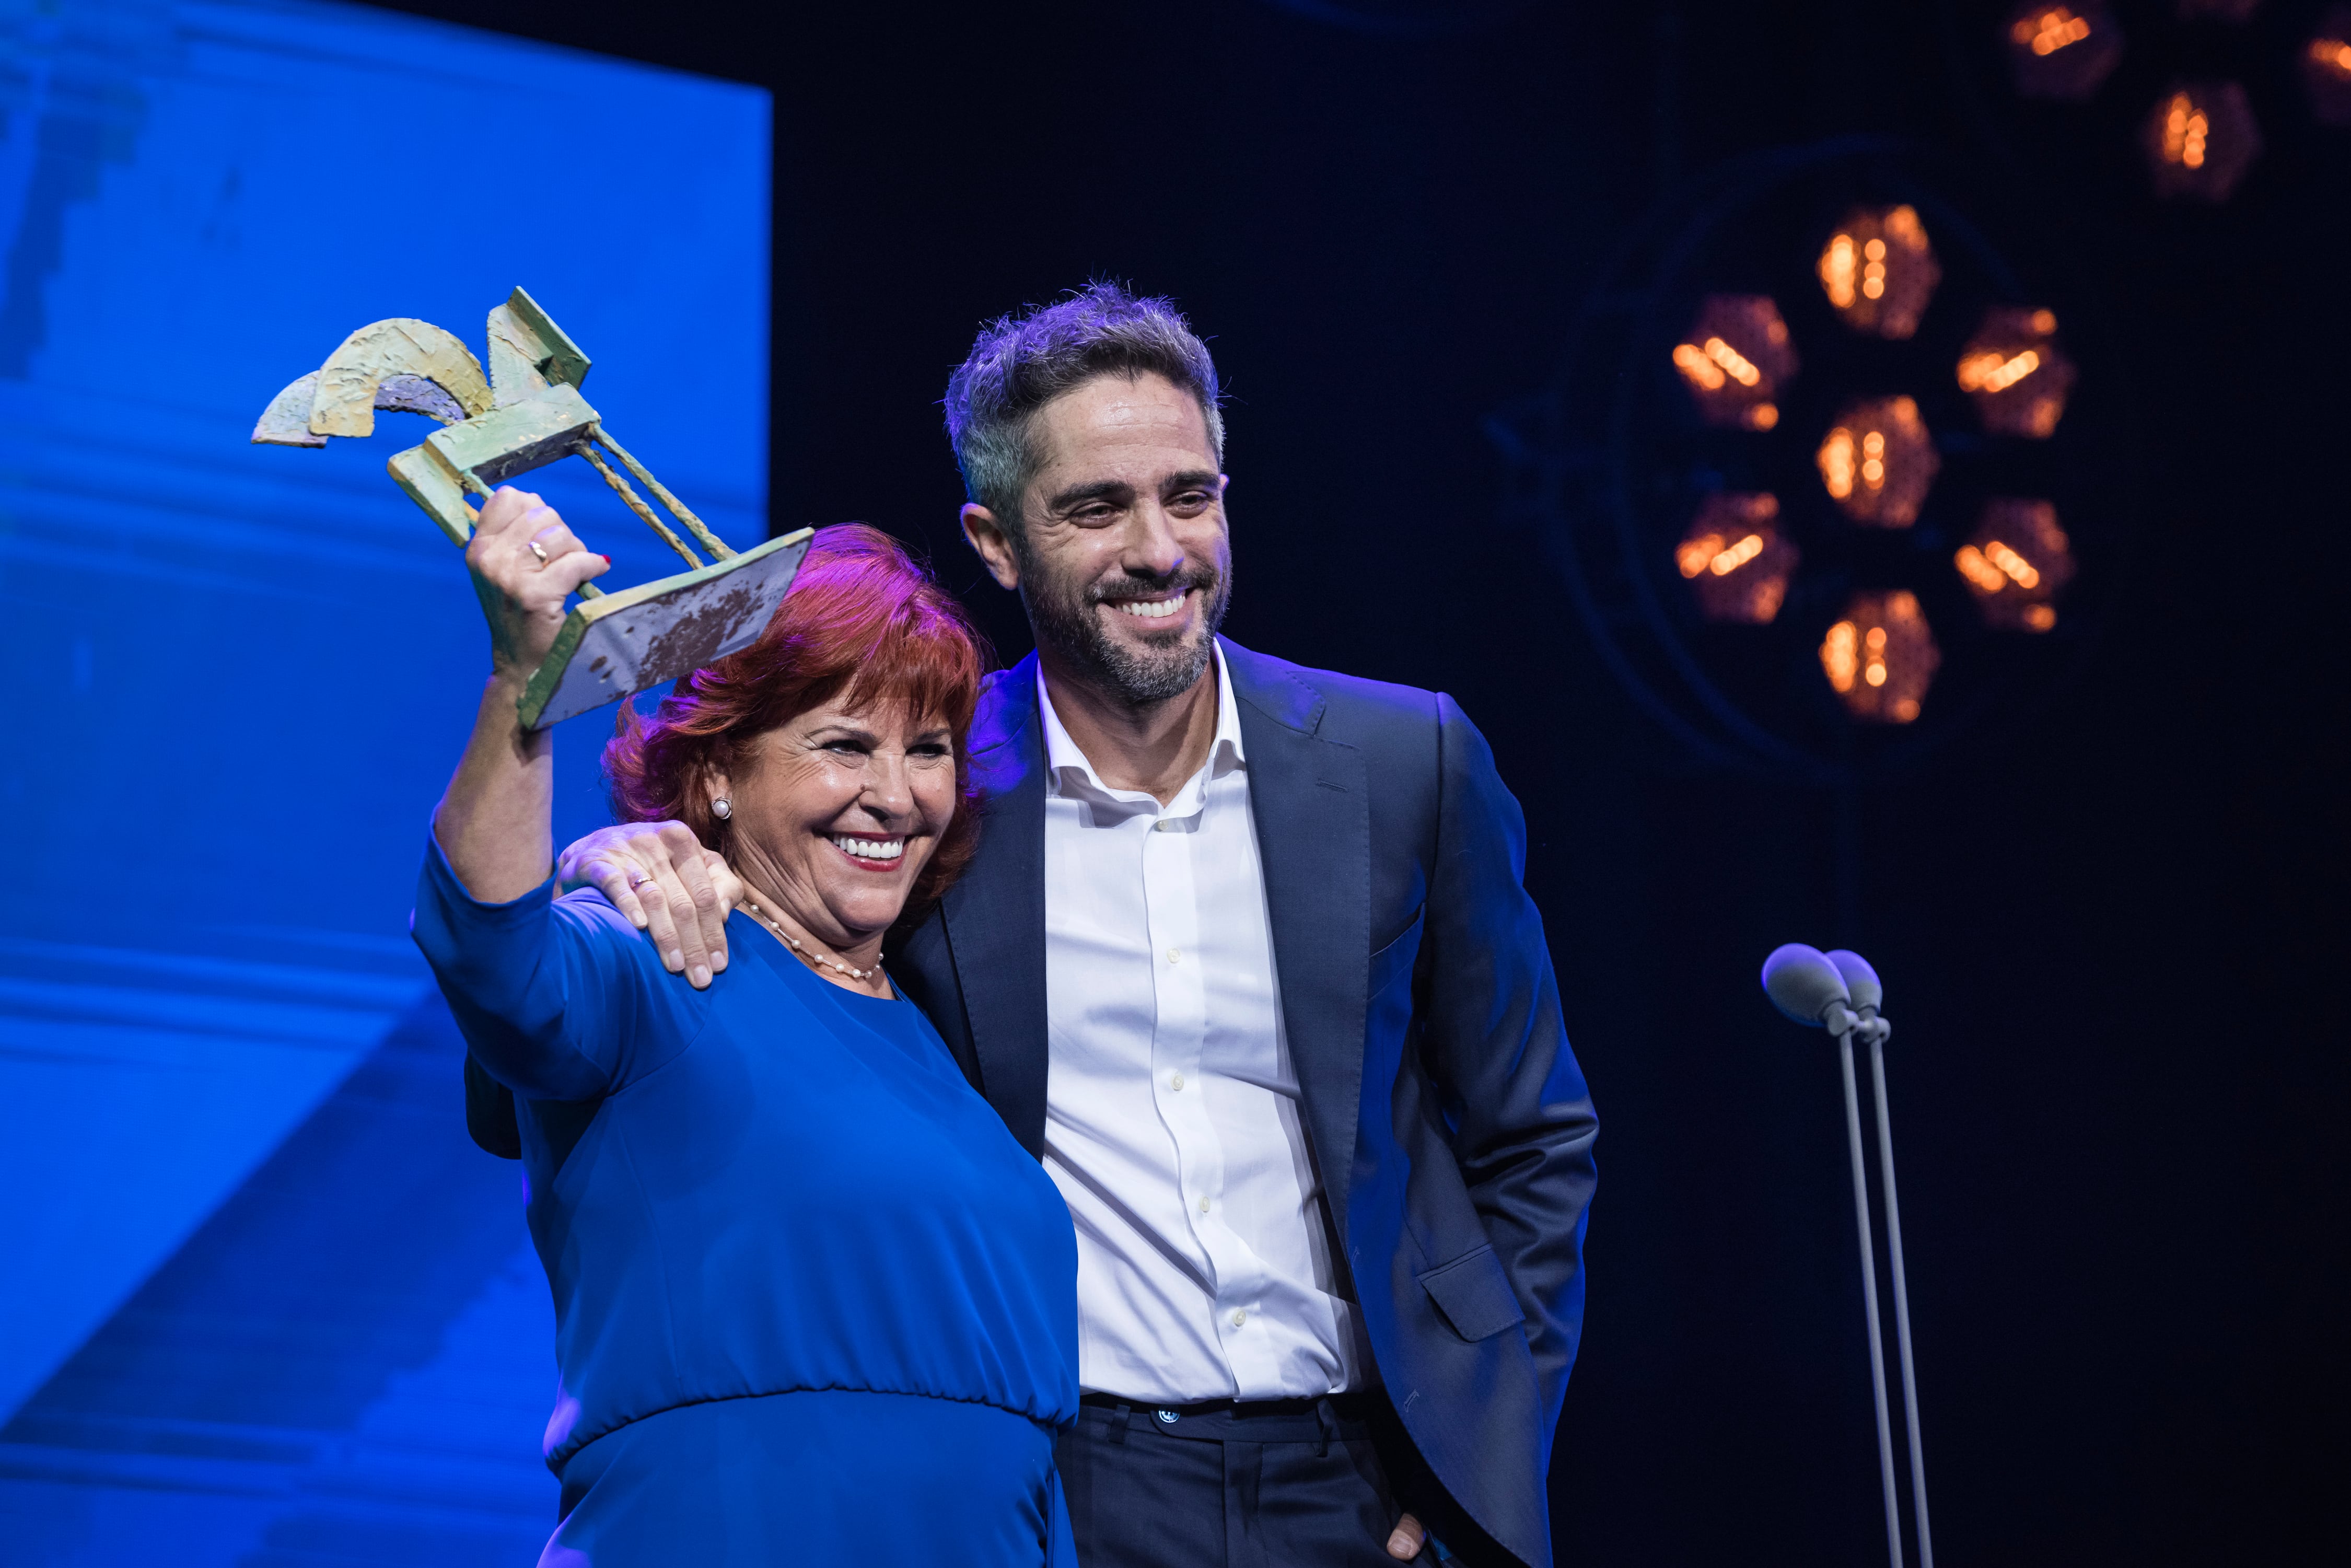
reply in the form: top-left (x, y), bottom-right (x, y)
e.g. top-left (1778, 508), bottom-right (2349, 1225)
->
top-left (1224, 640), bottom-right (1369, 1250)
top-left (939, 654), bottom-right (1052, 1154)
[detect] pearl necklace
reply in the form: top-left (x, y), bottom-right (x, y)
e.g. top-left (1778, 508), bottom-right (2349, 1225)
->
top-left (739, 893), bottom-right (881, 983)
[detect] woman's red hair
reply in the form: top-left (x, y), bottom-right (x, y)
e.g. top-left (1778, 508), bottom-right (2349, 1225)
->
top-left (603, 524), bottom-right (992, 916)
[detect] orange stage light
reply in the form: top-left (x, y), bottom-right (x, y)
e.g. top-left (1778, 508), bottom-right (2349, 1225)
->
top-left (1817, 205), bottom-right (1941, 341)
top-left (1956, 306), bottom-right (2076, 439)
top-left (1670, 295), bottom-right (1798, 431)
top-left (1819, 591), bottom-right (1940, 724)
top-left (1955, 500), bottom-right (2076, 632)
top-left (1817, 397), bottom-right (1940, 528)
top-left (2303, 7), bottom-right (2351, 125)
top-left (1674, 494), bottom-right (1799, 625)
top-left (2003, 2), bottom-right (2123, 101)
top-left (2144, 80), bottom-right (2261, 200)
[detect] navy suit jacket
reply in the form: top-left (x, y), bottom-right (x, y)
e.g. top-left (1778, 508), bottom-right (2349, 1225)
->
top-left (890, 639), bottom-right (1598, 1568)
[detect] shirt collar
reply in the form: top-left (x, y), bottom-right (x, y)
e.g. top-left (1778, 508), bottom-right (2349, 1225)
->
top-left (1037, 644), bottom-right (1246, 806)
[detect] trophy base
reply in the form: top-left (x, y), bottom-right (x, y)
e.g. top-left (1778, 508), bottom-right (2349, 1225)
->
top-left (517, 528), bottom-right (813, 729)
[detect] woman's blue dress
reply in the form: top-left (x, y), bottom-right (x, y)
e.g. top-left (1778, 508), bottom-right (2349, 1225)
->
top-left (411, 840), bottom-right (1079, 1565)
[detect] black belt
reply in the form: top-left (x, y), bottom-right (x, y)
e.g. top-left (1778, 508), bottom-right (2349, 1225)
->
top-left (1076, 1391), bottom-right (1377, 1450)
top-left (1079, 1391), bottom-right (1374, 1420)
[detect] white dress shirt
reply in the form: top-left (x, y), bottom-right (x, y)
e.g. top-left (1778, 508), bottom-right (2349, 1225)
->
top-left (1038, 651), bottom-right (1363, 1403)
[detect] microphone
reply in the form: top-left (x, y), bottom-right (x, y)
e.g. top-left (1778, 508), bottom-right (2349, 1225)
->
top-left (1826, 948), bottom-right (1884, 1019)
top-left (1761, 942), bottom-right (1858, 1034)
top-left (1758, 943), bottom-right (1934, 1568)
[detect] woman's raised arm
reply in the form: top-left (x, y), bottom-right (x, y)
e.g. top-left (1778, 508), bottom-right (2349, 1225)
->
top-left (431, 487), bottom-right (610, 900)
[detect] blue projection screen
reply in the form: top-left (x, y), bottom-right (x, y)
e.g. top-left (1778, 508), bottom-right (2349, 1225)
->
top-left (0, 3), bottom-right (767, 1561)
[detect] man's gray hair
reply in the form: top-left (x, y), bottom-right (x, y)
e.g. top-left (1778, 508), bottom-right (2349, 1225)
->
top-left (944, 282), bottom-right (1225, 535)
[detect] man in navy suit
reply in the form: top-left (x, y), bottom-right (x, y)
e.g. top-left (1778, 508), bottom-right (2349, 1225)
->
top-left (561, 284), bottom-right (1597, 1566)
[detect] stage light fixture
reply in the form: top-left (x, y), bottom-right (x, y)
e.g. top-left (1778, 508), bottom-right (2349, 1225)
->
top-left (2143, 80), bottom-right (2261, 200)
top-left (1820, 591), bottom-right (1939, 724)
top-left (1498, 141), bottom-right (2115, 770)
top-left (1954, 499), bottom-right (2075, 633)
top-left (1817, 397), bottom-right (1940, 528)
top-left (1674, 493), bottom-right (1799, 624)
top-left (1817, 206), bottom-right (1941, 340)
top-left (1671, 295), bottom-right (1798, 431)
top-left (1956, 306), bottom-right (2076, 438)
top-left (2003, 2), bottom-right (2124, 101)
top-left (2303, 7), bottom-right (2351, 125)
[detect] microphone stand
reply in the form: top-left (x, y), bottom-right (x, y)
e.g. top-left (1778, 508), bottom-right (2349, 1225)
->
top-left (1829, 1004), bottom-right (1906, 1568)
top-left (1868, 1020), bottom-right (1934, 1568)
top-left (1762, 945), bottom-right (1936, 1568)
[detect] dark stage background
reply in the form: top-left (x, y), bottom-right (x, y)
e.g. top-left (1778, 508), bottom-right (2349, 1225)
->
top-left (155, 1), bottom-right (2351, 1561)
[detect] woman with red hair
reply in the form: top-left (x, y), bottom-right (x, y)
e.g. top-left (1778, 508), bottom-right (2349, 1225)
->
top-left (413, 491), bottom-right (1076, 1565)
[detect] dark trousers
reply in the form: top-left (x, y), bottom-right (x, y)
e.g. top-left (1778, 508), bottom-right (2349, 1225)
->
top-left (1056, 1394), bottom-right (1427, 1568)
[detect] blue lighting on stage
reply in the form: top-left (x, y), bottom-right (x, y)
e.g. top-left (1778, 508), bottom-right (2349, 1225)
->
top-left (0, 3), bottom-right (768, 1561)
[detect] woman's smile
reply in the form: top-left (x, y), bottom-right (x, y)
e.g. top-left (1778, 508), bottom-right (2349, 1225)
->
top-left (828, 831), bottom-right (906, 869)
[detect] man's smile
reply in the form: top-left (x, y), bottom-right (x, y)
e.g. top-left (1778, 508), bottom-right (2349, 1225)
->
top-left (1104, 587), bottom-right (1190, 622)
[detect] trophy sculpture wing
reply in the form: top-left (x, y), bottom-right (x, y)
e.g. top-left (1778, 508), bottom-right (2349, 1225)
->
top-left (253, 287), bottom-right (810, 728)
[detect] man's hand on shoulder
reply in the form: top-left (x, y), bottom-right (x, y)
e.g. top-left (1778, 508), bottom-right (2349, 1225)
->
top-left (557, 822), bottom-right (738, 989)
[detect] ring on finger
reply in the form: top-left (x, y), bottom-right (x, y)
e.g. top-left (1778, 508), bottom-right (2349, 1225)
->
top-left (627, 870), bottom-right (654, 890)
top-left (527, 539), bottom-right (550, 565)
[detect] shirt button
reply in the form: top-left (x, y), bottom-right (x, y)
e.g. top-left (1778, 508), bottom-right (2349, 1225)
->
top-left (1154, 819), bottom-right (1176, 832)
top-left (1170, 1072), bottom-right (1185, 1091)
top-left (1197, 1196), bottom-right (1211, 1214)
top-left (1166, 947), bottom-right (1181, 965)
top-left (1231, 1309), bottom-right (1248, 1328)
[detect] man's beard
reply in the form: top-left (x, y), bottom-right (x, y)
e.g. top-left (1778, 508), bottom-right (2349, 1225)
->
top-left (1017, 547), bottom-right (1231, 708)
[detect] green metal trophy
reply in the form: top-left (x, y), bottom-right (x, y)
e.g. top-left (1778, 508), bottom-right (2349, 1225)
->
top-left (253, 287), bottom-right (810, 728)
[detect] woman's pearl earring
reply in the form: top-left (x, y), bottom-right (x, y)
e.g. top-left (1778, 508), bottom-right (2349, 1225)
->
top-left (711, 798), bottom-right (732, 820)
